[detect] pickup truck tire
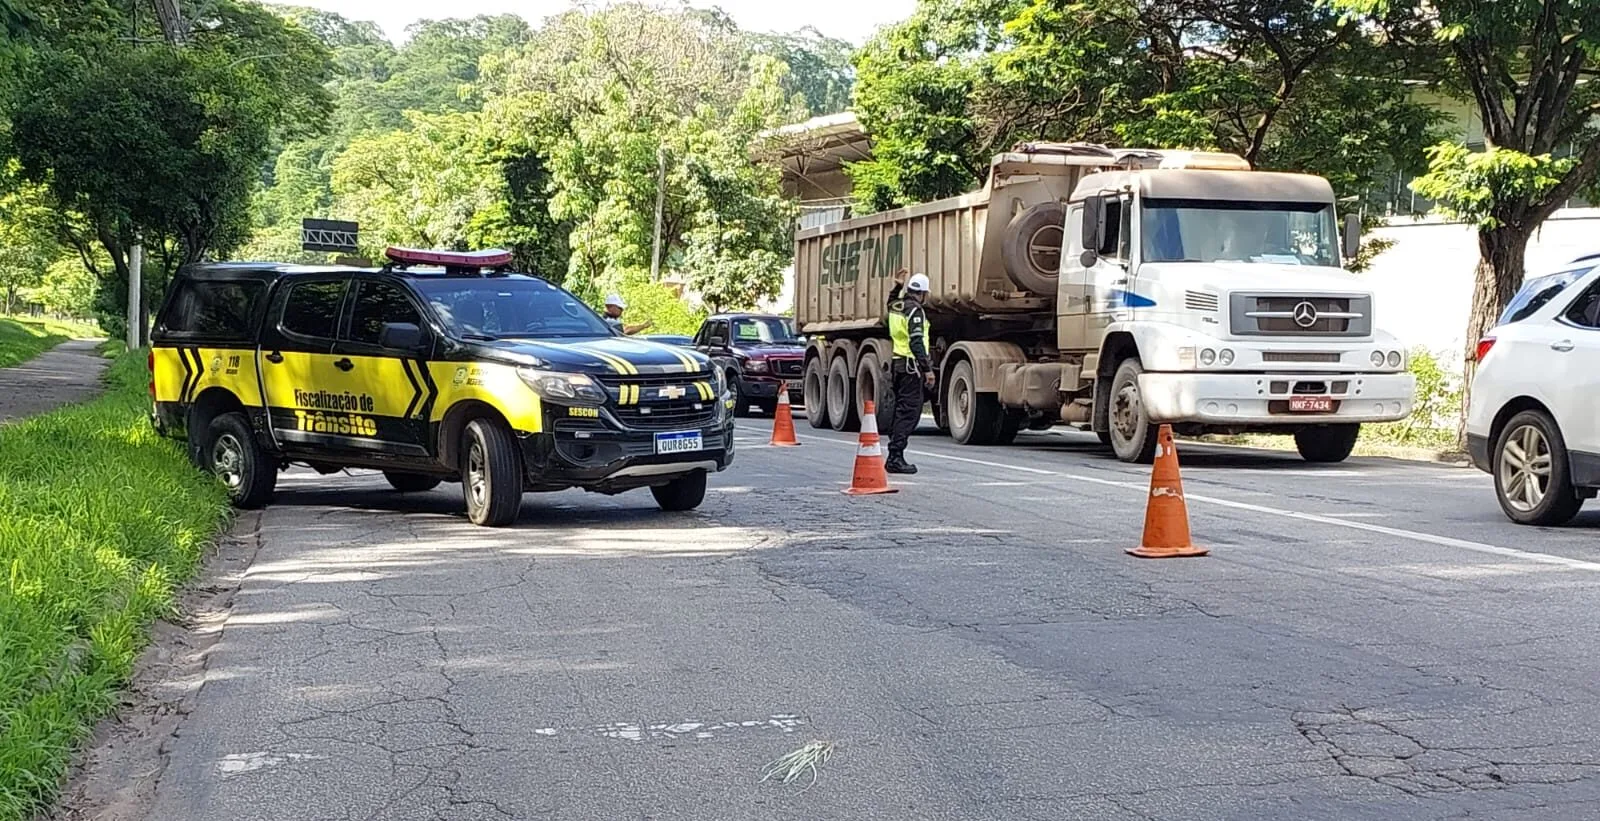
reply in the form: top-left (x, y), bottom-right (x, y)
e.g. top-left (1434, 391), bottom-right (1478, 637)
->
top-left (947, 359), bottom-right (1003, 446)
top-left (827, 356), bottom-right (859, 432)
top-left (1001, 202), bottom-right (1067, 296)
top-left (856, 351), bottom-right (894, 434)
top-left (651, 470), bottom-right (708, 512)
top-left (1108, 359), bottom-right (1158, 464)
top-left (1294, 424), bottom-right (1361, 464)
top-left (206, 412), bottom-right (276, 509)
top-left (462, 418), bottom-right (522, 527)
top-left (804, 358), bottom-right (830, 429)
top-left (385, 472), bottom-right (442, 493)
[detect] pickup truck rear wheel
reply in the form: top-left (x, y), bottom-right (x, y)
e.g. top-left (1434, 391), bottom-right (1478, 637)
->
top-left (947, 359), bottom-right (1002, 445)
top-left (1294, 424), bottom-right (1361, 463)
top-left (461, 418), bottom-right (522, 527)
top-left (1108, 359), bottom-right (1158, 464)
top-left (206, 412), bottom-right (276, 509)
top-left (652, 470), bottom-right (708, 512)
top-left (385, 472), bottom-right (442, 493)
top-left (803, 357), bottom-right (829, 429)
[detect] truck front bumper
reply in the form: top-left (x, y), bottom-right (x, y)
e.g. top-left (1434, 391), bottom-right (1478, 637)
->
top-left (1138, 371), bottom-right (1415, 425)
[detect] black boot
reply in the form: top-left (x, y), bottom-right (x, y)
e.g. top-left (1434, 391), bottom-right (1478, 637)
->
top-left (885, 455), bottom-right (918, 475)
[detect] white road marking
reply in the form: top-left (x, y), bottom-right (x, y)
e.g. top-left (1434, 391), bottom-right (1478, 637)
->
top-left (773, 429), bottom-right (1600, 574)
top-left (217, 751), bottom-right (324, 777)
top-left (532, 714), bottom-right (805, 743)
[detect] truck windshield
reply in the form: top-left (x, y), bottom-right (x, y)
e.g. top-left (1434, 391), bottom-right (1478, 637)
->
top-left (412, 276), bottom-right (613, 340)
top-left (1142, 199), bottom-right (1339, 267)
top-left (732, 317), bottom-right (799, 344)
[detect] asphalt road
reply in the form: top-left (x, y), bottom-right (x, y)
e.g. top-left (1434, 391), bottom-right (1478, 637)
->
top-left (130, 414), bottom-right (1600, 820)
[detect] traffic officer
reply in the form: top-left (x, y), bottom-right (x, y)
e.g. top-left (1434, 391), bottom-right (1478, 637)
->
top-left (603, 294), bottom-right (653, 336)
top-left (886, 270), bottom-right (934, 474)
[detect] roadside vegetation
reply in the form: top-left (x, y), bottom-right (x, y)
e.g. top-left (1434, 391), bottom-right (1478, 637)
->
top-left (0, 350), bottom-right (229, 819)
top-left (0, 316), bottom-right (96, 369)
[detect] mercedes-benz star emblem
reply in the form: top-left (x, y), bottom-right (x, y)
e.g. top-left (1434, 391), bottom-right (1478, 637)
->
top-left (1292, 301), bottom-right (1319, 328)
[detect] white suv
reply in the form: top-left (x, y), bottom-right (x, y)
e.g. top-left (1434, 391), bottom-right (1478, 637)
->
top-left (1466, 260), bottom-right (1600, 525)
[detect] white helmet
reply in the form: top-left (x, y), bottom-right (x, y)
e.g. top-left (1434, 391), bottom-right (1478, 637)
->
top-left (604, 293), bottom-right (626, 309)
top-left (906, 273), bottom-right (931, 293)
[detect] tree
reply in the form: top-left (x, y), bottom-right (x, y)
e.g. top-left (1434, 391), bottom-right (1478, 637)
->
top-left (747, 27), bottom-right (857, 115)
top-left (0, 160), bottom-right (57, 314)
top-left (1331, 0), bottom-right (1600, 402)
top-left (848, 0), bottom-right (1440, 213)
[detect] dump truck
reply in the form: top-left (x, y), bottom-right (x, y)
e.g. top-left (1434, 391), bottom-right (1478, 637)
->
top-left (794, 143), bottom-right (1415, 464)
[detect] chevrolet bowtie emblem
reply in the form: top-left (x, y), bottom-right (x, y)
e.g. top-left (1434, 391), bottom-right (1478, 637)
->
top-left (659, 385), bottom-right (687, 399)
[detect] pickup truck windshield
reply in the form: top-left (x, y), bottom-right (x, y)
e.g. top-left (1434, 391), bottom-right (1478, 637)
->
top-left (1142, 199), bottom-right (1338, 267)
top-left (733, 317), bottom-right (799, 344)
top-left (413, 276), bottom-right (613, 340)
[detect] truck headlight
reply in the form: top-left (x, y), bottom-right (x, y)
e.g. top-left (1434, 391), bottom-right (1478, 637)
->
top-left (1200, 348), bottom-right (1216, 366)
top-left (1370, 350), bottom-right (1386, 367)
top-left (1387, 351), bottom-right (1403, 368)
top-left (744, 359), bottom-right (769, 374)
top-left (518, 368), bottom-right (608, 406)
top-left (1218, 349), bottom-right (1234, 366)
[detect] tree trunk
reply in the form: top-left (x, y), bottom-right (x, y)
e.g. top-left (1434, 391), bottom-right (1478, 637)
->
top-left (1458, 225), bottom-right (1531, 441)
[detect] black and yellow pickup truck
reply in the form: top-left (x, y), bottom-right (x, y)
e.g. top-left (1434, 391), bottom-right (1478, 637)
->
top-left (149, 248), bottom-right (734, 526)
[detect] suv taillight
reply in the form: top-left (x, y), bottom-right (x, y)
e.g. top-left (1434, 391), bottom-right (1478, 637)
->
top-left (147, 350), bottom-right (156, 398)
top-left (1474, 337), bottom-right (1496, 362)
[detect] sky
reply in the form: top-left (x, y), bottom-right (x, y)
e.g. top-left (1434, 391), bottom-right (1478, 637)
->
top-left (293, 0), bottom-right (918, 44)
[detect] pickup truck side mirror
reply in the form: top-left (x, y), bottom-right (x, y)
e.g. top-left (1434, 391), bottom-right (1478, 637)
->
top-left (380, 322), bottom-right (425, 351)
top-left (1080, 196), bottom-right (1105, 267)
top-left (709, 334), bottom-right (727, 347)
top-left (1343, 213), bottom-right (1362, 262)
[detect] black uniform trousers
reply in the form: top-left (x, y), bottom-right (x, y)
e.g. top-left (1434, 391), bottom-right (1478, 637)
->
top-left (889, 358), bottom-right (923, 460)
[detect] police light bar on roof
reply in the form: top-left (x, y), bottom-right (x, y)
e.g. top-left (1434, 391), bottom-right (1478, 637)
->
top-left (384, 247), bottom-right (514, 268)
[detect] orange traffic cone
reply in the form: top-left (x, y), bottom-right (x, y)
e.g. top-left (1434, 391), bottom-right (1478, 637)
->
top-left (844, 400), bottom-right (898, 495)
top-left (1126, 424), bottom-right (1208, 559)
top-left (770, 381), bottom-right (800, 447)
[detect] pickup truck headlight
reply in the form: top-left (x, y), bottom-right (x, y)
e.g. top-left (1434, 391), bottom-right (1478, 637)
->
top-left (518, 368), bottom-right (608, 406)
top-left (743, 359), bottom-right (769, 374)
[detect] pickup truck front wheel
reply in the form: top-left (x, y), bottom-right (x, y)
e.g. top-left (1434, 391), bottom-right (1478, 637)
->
top-left (461, 419), bottom-right (522, 527)
top-left (206, 412), bottom-right (276, 509)
top-left (651, 471), bottom-right (708, 512)
top-left (385, 472), bottom-right (442, 493)
top-left (1108, 359), bottom-right (1158, 464)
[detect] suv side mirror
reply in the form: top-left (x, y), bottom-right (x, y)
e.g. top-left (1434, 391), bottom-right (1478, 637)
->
top-left (380, 322), bottom-right (425, 351)
top-left (1342, 213), bottom-right (1362, 262)
top-left (709, 334), bottom-right (727, 347)
top-left (1080, 196), bottom-right (1106, 267)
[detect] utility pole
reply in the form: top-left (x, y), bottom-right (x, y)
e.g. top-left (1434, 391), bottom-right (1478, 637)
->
top-left (650, 146), bottom-right (666, 281)
top-left (127, 242), bottom-right (142, 349)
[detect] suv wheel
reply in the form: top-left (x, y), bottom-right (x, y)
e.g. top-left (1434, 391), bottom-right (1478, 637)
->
top-left (651, 471), bottom-right (708, 511)
top-left (1495, 410), bottom-right (1584, 526)
top-left (461, 419), bottom-right (523, 527)
top-left (206, 412), bottom-right (276, 509)
top-left (385, 472), bottom-right (442, 493)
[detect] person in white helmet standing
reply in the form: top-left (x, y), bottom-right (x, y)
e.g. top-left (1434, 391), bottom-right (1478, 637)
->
top-left (602, 293), bottom-right (653, 336)
top-left (886, 270), bottom-right (934, 474)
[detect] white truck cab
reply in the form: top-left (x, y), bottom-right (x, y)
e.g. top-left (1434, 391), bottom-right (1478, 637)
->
top-left (1060, 159), bottom-right (1415, 462)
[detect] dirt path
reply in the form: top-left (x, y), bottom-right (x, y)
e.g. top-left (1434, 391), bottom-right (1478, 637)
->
top-left (0, 339), bottom-right (110, 423)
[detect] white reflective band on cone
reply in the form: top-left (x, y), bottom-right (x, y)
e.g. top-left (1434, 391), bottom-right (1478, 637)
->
top-left (858, 444), bottom-right (883, 457)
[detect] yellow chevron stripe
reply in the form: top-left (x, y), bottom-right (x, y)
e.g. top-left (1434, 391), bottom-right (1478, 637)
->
top-left (584, 346), bottom-right (637, 375)
top-left (695, 381), bottom-right (713, 400)
top-left (666, 347), bottom-right (698, 373)
top-left (621, 385), bottom-right (639, 405)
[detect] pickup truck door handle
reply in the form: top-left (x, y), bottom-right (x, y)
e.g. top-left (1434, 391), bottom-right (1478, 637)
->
top-left (264, 351), bottom-right (284, 364)
top-left (1552, 340), bottom-right (1575, 352)
top-left (334, 357), bottom-right (355, 371)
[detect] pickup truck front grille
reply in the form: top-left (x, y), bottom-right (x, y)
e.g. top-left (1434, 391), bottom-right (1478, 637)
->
top-left (1230, 294), bottom-right (1371, 337)
top-left (611, 401), bottom-right (717, 431)
top-left (770, 358), bottom-right (805, 378)
top-left (593, 372), bottom-right (718, 431)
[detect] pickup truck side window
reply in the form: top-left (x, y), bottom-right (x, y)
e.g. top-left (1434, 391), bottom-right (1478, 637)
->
top-left (157, 279), bottom-right (265, 341)
top-left (348, 281), bottom-right (424, 347)
top-left (279, 280), bottom-right (347, 341)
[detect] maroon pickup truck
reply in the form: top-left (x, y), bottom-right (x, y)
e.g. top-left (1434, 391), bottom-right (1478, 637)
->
top-left (693, 313), bottom-right (806, 416)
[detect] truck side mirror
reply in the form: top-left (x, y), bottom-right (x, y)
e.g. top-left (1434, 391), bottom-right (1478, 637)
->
top-left (1342, 213), bottom-right (1362, 262)
top-left (380, 322), bottom-right (424, 351)
top-left (1080, 196), bottom-right (1105, 266)
top-left (709, 334), bottom-right (727, 347)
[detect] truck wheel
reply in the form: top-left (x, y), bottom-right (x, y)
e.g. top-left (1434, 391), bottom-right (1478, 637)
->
top-left (206, 412), bottom-right (276, 510)
top-left (855, 351), bottom-right (894, 434)
top-left (651, 471), bottom-right (708, 512)
top-left (1001, 202), bottom-right (1067, 296)
top-left (1108, 359), bottom-right (1158, 464)
top-left (803, 357), bottom-right (830, 429)
top-left (947, 359), bottom-right (1002, 445)
top-left (827, 356), bottom-right (859, 432)
top-left (1294, 424), bottom-right (1361, 464)
top-left (997, 411), bottom-right (1023, 446)
top-left (461, 418), bottom-right (523, 527)
top-left (384, 472), bottom-right (442, 493)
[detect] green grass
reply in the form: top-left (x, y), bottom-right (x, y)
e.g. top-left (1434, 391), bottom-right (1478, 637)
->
top-left (0, 351), bottom-right (230, 819)
top-left (0, 316), bottom-right (102, 370)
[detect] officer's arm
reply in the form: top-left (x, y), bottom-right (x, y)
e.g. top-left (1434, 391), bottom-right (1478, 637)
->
top-left (908, 306), bottom-right (931, 370)
top-left (886, 283), bottom-right (903, 312)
